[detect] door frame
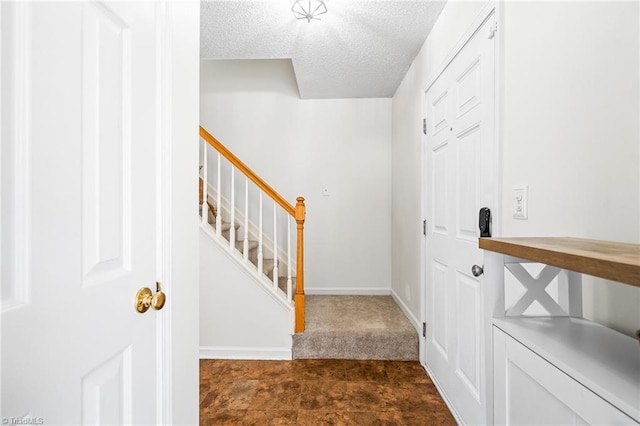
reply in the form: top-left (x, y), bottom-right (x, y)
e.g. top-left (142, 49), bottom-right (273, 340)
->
top-left (419, 1), bottom-right (502, 422)
top-left (158, 1), bottom-right (173, 420)
top-left (156, 1), bottom-right (200, 423)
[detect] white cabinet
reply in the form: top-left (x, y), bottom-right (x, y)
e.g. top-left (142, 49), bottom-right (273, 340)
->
top-left (480, 238), bottom-right (640, 426)
top-left (493, 323), bottom-right (637, 425)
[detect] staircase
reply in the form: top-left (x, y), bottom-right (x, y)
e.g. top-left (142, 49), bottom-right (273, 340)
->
top-left (199, 203), bottom-right (296, 298)
top-left (199, 126), bottom-right (306, 333)
top-left (200, 126), bottom-right (418, 361)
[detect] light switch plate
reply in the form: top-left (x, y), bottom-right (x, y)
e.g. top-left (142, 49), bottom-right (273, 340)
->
top-left (322, 185), bottom-right (330, 196)
top-left (513, 184), bottom-right (528, 219)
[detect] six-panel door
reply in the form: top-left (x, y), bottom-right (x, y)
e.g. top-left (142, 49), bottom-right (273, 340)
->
top-left (1, 2), bottom-right (161, 423)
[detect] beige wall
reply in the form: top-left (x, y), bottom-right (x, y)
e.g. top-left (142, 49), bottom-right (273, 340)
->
top-left (199, 231), bottom-right (293, 356)
top-left (499, 1), bottom-right (640, 335)
top-left (392, 1), bottom-right (488, 328)
top-left (392, 1), bottom-right (640, 336)
top-left (201, 59), bottom-right (393, 294)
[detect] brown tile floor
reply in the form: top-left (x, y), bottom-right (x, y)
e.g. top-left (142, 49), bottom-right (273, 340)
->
top-left (200, 359), bottom-right (456, 425)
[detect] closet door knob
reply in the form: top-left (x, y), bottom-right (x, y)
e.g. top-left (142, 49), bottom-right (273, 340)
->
top-left (471, 265), bottom-right (484, 277)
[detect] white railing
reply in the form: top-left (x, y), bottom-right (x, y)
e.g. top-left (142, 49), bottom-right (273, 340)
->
top-left (199, 126), bottom-right (306, 332)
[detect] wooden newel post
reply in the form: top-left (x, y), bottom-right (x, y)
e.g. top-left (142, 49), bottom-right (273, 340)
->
top-left (294, 197), bottom-right (306, 333)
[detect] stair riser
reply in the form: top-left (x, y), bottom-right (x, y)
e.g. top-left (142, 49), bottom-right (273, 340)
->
top-left (292, 334), bottom-right (419, 360)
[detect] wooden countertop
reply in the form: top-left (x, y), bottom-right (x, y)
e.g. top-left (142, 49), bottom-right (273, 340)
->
top-left (479, 237), bottom-right (640, 287)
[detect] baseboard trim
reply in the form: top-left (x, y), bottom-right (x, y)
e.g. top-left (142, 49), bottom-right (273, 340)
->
top-left (305, 288), bottom-right (392, 296)
top-left (391, 289), bottom-right (421, 333)
top-left (199, 346), bottom-right (292, 360)
top-left (423, 362), bottom-right (464, 425)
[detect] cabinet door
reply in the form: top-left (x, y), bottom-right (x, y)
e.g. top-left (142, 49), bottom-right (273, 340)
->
top-left (493, 327), bottom-right (634, 425)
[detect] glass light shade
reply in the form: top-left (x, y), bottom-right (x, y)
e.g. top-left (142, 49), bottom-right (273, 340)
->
top-left (291, 0), bottom-right (328, 23)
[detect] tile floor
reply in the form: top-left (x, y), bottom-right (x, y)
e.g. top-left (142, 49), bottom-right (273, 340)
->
top-left (200, 359), bottom-right (456, 425)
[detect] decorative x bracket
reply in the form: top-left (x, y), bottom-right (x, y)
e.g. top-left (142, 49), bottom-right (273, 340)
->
top-left (505, 263), bottom-right (567, 316)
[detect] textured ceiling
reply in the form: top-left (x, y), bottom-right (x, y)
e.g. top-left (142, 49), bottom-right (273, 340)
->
top-left (200, 0), bottom-right (446, 99)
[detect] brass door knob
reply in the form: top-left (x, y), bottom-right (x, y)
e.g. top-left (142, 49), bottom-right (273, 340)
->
top-left (135, 282), bottom-right (166, 313)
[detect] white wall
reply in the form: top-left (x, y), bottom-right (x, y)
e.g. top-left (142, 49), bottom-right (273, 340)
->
top-left (392, 1), bottom-right (488, 325)
top-left (392, 1), bottom-right (640, 336)
top-left (200, 59), bottom-right (393, 293)
top-left (200, 231), bottom-right (293, 358)
top-left (499, 1), bottom-right (640, 335)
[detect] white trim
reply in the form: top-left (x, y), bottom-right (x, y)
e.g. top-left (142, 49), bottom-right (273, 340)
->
top-left (493, 0), bottom-right (504, 239)
top-left (419, 53), bottom-right (427, 365)
top-left (155, 0), bottom-right (172, 423)
top-left (199, 346), bottom-right (292, 361)
top-left (2, 1), bottom-right (31, 313)
top-left (161, 2), bottom-right (200, 423)
top-left (205, 181), bottom-right (295, 271)
top-left (423, 2), bottom-right (497, 94)
top-left (420, 5), bottom-right (501, 424)
top-left (201, 223), bottom-right (295, 315)
top-left (391, 289), bottom-right (421, 334)
top-left (15, 1), bottom-right (31, 309)
top-left (0, 14), bottom-right (7, 410)
top-left (422, 362), bottom-right (464, 425)
top-left (305, 287), bottom-right (392, 296)
top-left (0, 2), bottom-right (3, 316)
top-left (420, 1), bottom-right (501, 364)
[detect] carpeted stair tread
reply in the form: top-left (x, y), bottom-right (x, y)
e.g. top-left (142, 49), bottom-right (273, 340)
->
top-left (219, 220), bottom-right (239, 232)
top-left (221, 222), bottom-right (240, 240)
top-left (263, 258), bottom-right (276, 278)
top-left (212, 219), bottom-right (294, 284)
top-left (277, 276), bottom-right (296, 296)
top-left (234, 239), bottom-right (259, 253)
top-left (292, 295), bottom-right (419, 361)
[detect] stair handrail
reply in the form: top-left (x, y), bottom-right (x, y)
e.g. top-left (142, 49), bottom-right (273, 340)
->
top-left (200, 126), bottom-right (295, 216)
top-left (199, 126), bottom-right (306, 333)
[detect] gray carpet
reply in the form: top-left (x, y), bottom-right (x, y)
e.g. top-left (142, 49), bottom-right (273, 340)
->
top-left (292, 295), bottom-right (419, 360)
top-left (202, 202), bottom-right (418, 361)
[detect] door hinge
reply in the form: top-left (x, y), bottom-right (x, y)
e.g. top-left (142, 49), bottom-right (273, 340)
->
top-left (422, 322), bottom-right (427, 337)
top-left (423, 219), bottom-right (427, 236)
top-left (422, 118), bottom-right (427, 135)
top-left (488, 21), bottom-right (498, 39)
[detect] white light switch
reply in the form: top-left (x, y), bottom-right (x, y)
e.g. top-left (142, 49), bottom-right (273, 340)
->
top-left (513, 184), bottom-right (528, 219)
top-left (322, 185), bottom-right (330, 196)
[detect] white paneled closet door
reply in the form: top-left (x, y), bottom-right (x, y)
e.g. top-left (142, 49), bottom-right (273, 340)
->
top-left (2, 2), bottom-right (165, 423)
top-left (424, 11), bottom-right (497, 425)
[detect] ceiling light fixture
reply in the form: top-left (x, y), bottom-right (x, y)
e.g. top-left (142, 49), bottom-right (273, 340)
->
top-left (291, 0), bottom-right (327, 23)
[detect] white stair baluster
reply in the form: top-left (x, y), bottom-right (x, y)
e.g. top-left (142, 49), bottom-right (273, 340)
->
top-left (215, 153), bottom-right (222, 236)
top-left (243, 177), bottom-right (249, 261)
top-left (201, 140), bottom-right (207, 224)
top-left (272, 202), bottom-right (278, 289)
top-left (287, 217), bottom-right (292, 301)
top-left (230, 166), bottom-right (235, 248)
top-left (258, 192), bottom-right (263, 275)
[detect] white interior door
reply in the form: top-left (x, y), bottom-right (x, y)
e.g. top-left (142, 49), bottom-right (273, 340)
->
top-left (423, 12), bottom-right (496, 425)
top-left (2, 2), bottom-right (163, 423)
